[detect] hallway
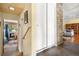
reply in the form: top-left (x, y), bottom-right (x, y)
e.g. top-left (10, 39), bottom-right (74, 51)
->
top-left (0, 3), bottom-right (32, 56)
top-left (37, 41), bottom-right (79, 56)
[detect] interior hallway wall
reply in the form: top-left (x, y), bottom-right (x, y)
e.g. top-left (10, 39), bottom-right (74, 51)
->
top-left (18, 3), bottom-right (32, 56)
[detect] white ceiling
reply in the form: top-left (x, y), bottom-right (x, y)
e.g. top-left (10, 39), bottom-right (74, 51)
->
top-left (62, 3), bottom-right (79, 20)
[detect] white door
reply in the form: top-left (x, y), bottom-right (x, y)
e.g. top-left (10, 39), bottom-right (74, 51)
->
top-left (35, 4), bottom-right (47, 52)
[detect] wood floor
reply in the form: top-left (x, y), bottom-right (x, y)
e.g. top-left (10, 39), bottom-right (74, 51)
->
top-left (37, 41), bottom-right (79, 56)
top-left (3, 40), bottom-right (19, 56)
top-left (74, 34), bottom-right (79, 44)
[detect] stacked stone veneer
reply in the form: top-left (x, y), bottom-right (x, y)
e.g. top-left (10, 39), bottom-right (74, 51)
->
top-left (56, 3), bottom-right (63, 45)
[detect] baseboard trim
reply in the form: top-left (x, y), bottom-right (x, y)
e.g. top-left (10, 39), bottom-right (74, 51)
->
top-left (18, 52), bottom-right (23, 56)
top-left (57, 41), bottom-right (64, 46)
top-left (36, 47), bottom-right (48, 54)
top-left (47, 44), bottom-right (55, 49)
top-left (17, 48), bottom-right (23, 56)
top-left (36, 44), bottom-right (55, 54)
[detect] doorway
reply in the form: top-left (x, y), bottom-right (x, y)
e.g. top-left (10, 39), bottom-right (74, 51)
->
top-left (3, 19), bottom-right (18, 56)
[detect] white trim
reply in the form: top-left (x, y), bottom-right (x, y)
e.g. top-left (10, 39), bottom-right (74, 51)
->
top-left (36, 47), bottom-right (48, 54)
top-left (0, 17), bottom-right (1, 22)
top-left (34, 3), bottom-right (57, 55)
top-left (47, 3), bottom-right (57, 47)
top-left (36, 44), bottom-right (56, 54)
top-left (47, 44), bottom-right (55, 49)
top-left (4, 19), bottom-right (18, 23)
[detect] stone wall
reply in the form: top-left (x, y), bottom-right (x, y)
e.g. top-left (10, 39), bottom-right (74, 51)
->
top-left (56, 3), bottom-right (63, 45)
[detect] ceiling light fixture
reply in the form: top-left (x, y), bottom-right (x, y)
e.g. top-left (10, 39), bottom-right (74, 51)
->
top-left (9, 7), bottom-right (15, 11)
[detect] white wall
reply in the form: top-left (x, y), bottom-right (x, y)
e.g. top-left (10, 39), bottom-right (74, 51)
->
top-left (18, 4), bottom-right (32, 55)
top-left (47, 3), bottom-right (57, 48)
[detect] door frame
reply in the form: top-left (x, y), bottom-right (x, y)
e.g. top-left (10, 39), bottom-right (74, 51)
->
top-left (1, 19), bottom-right (19, 56)
top-left (0, 17), bottom-right (4, 56)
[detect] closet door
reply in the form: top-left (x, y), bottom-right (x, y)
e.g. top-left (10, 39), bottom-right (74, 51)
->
top-left (47, 3), bottom-right (56, 47)
top-left (35, 4), bottom-right (47, 52)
